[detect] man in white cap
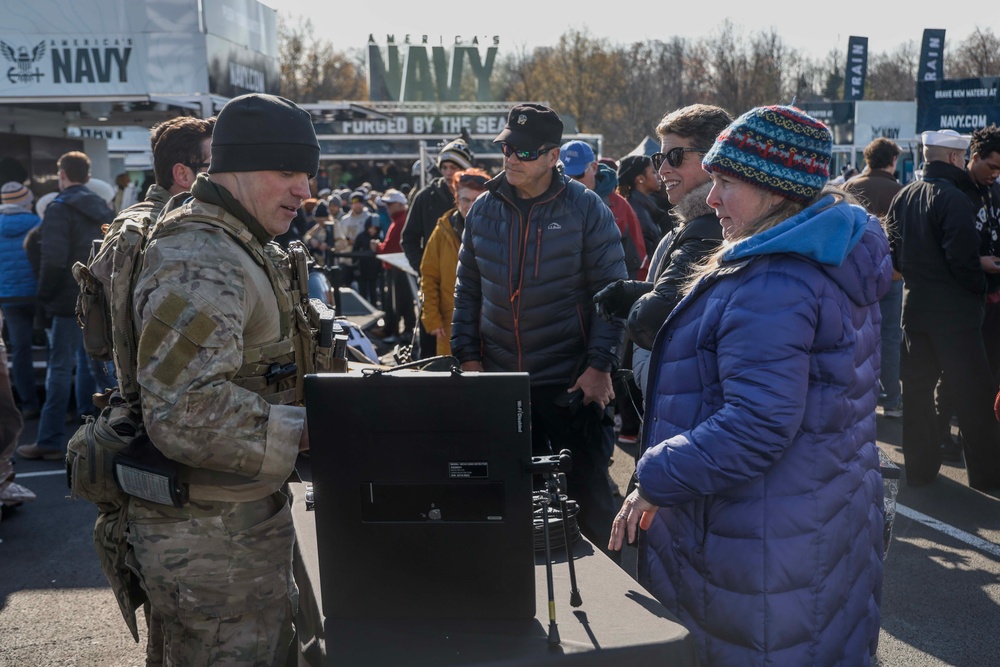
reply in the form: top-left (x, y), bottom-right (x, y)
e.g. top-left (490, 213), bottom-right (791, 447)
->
top-left (886, 129), bottom-right (1000, 491)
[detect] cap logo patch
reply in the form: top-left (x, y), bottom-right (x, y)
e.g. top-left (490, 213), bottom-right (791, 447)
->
top-left (517, 114), bottom-right (527, 125)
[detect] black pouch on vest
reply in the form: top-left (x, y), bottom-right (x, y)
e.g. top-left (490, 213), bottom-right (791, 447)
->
top-left (113, 433), bottom-right (188, 508)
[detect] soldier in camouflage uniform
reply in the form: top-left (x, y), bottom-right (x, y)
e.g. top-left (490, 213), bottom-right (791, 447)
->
top-left (127, 94), bottom-right (318, 666)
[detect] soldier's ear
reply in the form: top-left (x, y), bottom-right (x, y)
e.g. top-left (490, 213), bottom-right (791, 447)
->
top-left (172, 162), bottom-right (194, 191)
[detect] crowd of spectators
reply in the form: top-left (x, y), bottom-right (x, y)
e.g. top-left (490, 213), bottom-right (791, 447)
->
top-left (4, 96), bottom-right (1000, 666)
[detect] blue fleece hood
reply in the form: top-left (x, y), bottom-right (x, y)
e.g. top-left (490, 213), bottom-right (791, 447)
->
top-left (723, 195), bottom-right (867, 266)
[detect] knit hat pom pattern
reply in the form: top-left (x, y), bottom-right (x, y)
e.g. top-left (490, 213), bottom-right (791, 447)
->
top-left (1, 181), bottom-right (33, 207)
top-left (437, 139), bottom-right (474, 170)
top-left (702, 106), bottom-right (832, 204)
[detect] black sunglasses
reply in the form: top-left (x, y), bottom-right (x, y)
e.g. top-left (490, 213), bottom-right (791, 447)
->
top-left (185, 161), bottom-right (211, 173)
top-left (499, 143), bottom-right (557, 162)
top-left (651, 147), bottom-right (706, 170)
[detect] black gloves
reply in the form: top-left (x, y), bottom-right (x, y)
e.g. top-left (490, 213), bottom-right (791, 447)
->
top-left (594, 279), bottom-right (651, 323)
top-left (594, 280), bottom-right (626, 322)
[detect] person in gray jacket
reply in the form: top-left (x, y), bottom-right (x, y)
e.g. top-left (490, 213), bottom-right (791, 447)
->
top-left (452, 103), bottom-right (627, 554)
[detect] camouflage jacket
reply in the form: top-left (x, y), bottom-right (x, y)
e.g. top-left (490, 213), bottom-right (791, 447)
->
top-left (133, 195), bottom-right (304, 503)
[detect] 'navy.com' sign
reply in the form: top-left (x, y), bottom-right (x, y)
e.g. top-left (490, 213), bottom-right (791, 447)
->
top-left (917, 77), bottom-right (1000, 132)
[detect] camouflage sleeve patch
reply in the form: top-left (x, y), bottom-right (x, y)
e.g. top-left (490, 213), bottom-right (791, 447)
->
top-left (137, 291), bottom-right (220, 387)
top-left (136, 283), bottom-right (237, 405)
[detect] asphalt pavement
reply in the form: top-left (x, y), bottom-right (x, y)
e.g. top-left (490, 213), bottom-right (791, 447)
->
top-left (2, 410), bottom-right (999, 666)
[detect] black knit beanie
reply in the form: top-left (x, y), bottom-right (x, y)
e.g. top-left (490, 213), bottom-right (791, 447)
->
top-left (209, 93), bottom-right (320, 178)
top-left (617, 155), bottom-right (651, 188)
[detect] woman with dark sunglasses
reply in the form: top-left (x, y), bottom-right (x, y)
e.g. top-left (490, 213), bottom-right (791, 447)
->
top-left (594, 104), bottom-right (733, 392)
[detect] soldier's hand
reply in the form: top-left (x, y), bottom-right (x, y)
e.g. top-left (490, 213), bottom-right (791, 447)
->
top-left (461, 360), bottom-right (484, 372)
top-left (594, 280), bottom-right (627, 322)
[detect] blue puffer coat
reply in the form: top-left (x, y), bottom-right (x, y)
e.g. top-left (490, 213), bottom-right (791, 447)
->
top-left (637, 196), bottom-right (892, 666)
top-left (0, 204), bottom-right (40, 301)
top-left (452, 169), bottom-right (626, 385)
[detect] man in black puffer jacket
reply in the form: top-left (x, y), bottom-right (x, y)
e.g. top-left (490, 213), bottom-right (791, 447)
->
top-left (18, 152), bottom-right (113, 460)
top-left (452, 104), bottom-right (627, 555)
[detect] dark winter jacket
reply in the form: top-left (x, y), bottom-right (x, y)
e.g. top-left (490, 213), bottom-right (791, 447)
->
top-left (886, 161), bottom-right (985, 332)
top-left (400, 177), bottom-right (454, 272)
top-left (594, 165), bottom-right (645, 278)
top-left (628, 182), bottom-right (723, 350)
top-left (962, 174), bottom-right (1000, 294)
top-left (452, 169), bottom-right (627, 386)
top-left (37, 184), bottom-right (113, 317)
top-left (627, 188), bottom-right (668, 262)
top-left (639, 197), bottom-right (891, 666)
top-left (0, 204), bottom-right (40, 302)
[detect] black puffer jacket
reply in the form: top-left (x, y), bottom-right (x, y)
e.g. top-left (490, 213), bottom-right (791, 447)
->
top-left (37, 184), bottom-right (113, 317)
top-left (452, 169), bottom-right (627, 386)
top-left (628, 182), bottom-right (723, 350)
top-left (400, 177), bottom-right (454, 272)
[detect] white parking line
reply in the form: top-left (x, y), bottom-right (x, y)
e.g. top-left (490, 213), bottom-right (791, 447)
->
top-left (896, 504), bottom-right (1000, 559)
top-left (14, 469), bottom-right (64, 479)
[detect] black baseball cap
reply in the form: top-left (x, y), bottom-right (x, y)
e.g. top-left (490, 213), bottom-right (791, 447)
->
top-left (493, 104), bottom-right (563, 151)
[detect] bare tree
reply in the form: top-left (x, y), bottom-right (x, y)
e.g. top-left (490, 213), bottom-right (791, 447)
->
top-left (278, 17), bottom-right (367, 102)
top-left (866, 42), bottom-right (917, 100)
top-left (696, 22), bottom-right (799, 115)
top-left (821, 48), bottom-right (844, 100)
top-left (949, 27), bottom-right (1000, 78)
top-left (617, 38), bottom-right (691, 151)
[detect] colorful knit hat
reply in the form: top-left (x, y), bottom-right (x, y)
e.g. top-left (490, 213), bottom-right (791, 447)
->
top-left (702, 105), bottom-right (832, 204)
top-left (1, 181), bottom-right (33, 207)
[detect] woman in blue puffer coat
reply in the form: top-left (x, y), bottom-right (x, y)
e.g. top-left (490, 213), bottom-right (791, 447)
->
top-left (609, 106), bottom-right (892, 666)
top-left (0, 182), bottom-right (41, 416)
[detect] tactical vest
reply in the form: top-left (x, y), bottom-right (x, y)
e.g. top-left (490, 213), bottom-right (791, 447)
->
top-left (150, 200), bottom-right (306, 407)
top-left (71, 195), bottom-right (333, 507)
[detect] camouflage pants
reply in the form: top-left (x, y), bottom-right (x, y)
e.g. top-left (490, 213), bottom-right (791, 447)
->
top-left (127, 491), bottom-right (296, 667)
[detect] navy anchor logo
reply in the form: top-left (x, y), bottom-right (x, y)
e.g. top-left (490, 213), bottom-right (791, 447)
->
top-left (2, 41), bottom-right (46, 84)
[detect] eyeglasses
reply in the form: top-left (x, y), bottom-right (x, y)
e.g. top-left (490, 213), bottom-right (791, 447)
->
top-left (499, 143), bottom-right (558, 162)
top-left (185, 162), bottom-right (211, 173)
top-left (651, 147), bottom-right (706, 170)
